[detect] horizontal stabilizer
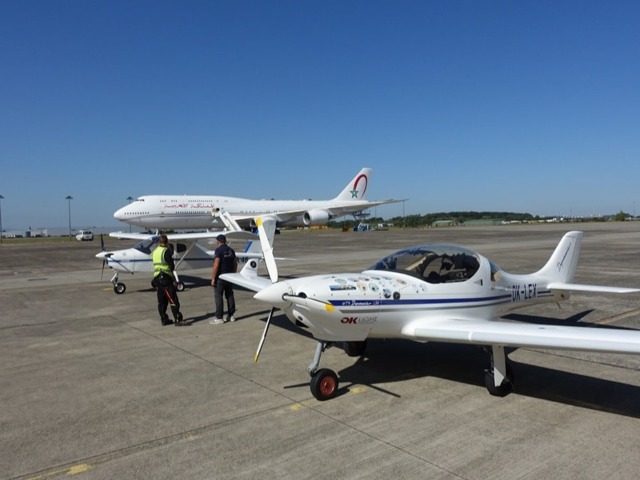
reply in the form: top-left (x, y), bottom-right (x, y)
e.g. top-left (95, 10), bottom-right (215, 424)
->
top-left (547, 282), bottom-right (640, 294)
top-left (220, 272), bottom-right (272, 293)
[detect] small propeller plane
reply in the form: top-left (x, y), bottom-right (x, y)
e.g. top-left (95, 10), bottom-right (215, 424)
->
top-left (97, 212), bottom-right (276, 294)
top-left (221, 223), bottom-right (640, 401)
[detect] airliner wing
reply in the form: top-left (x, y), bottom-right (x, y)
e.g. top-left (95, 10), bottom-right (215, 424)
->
top-left (403, 317), bottom-right (640, 355)
top-left (231, 199), bottom-right (402, 224)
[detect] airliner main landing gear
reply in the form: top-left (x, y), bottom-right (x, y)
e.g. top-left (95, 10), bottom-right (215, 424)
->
top-left (484, 345), bottom-right (514, 397)
top-left (308, 341), bottom-right (339, 401)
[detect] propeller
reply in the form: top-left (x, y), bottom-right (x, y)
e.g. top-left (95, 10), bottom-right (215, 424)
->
top-left (254, 216), bottom-right (279, 362)
top-left (100, 234), bottom-right (106, 280)
top-left (256, 217), bottom-right (278, 283)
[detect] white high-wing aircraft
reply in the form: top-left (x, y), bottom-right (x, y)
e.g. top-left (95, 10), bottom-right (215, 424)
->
top-left (221, 225), bottom-right (640, 401)
top-left (113, 167), bottom-right (399, 229)
top-left (97, 221), bottom-right (275, 294)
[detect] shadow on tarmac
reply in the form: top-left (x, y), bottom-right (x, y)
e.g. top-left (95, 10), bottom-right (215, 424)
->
top-left (263, 309), bottom-right (640, 418)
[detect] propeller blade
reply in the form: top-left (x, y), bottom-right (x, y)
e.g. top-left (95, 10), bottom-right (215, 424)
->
top-left (254, 307), bottom-right (275, 362)
top-left (256, 216), bottom-right (278, 283)
top-left (99, 234), bottom-right (106, 280)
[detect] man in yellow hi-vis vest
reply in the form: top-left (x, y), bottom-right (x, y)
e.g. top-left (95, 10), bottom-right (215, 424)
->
top-left (152, 235), bottom-right (187, 326)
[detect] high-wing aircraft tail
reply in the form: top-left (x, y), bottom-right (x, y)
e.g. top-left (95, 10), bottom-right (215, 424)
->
top-left (333, 167), bottom-right (372, 201)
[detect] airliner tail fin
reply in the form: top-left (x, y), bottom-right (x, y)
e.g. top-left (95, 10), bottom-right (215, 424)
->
top-left (334, 168), bottom-right (372, 201)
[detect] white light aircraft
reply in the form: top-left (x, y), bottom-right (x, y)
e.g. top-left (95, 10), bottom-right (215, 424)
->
top-left (97, 219), bottom-right (276, 294)
top-left (113, 167), bottom-right (399, 229)
top-left (222, 226), bottom-right (640, 401)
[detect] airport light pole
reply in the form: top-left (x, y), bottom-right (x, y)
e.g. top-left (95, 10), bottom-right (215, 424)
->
top-left (65, 195), bottom-right (73, 240)
top-left (0, 194), bottom-right (4, 243)
top-left (126, 196), bottom-right (133, 232)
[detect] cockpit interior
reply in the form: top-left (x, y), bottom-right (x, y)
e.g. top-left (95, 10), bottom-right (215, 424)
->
top-left (370, 245), bottom-right (481, 284)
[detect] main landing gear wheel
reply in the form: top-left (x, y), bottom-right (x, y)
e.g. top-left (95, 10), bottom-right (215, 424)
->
top-left (114, 283), bottom-right (126, 294)
top-left (484, 364), bottom-right (514, 397)
top-left (176, 282), bottom-right (185, 292)
top-left (310, 368), bottom-right (339, 401)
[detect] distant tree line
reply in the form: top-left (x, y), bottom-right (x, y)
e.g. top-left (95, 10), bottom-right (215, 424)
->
top-left (329, 210), bottom-right (639, 229)
top-left (330, 211), bottom-right (536, 229)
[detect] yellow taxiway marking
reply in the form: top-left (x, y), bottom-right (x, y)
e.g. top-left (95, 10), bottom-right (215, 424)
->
top-left (597, 309), bottom-right (640, 325)
top-left (27, 463), bottom-right (92, 480)
top-left (287, 385), bottom-right (368, 411)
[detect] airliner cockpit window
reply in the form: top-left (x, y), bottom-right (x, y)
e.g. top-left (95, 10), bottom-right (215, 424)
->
top-left (369, 245), bottom-right (480, 284)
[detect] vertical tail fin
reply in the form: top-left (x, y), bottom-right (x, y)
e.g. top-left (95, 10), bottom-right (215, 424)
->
top-left (535, 231), bottom-right (583, 283)
top-left (334, 168), bottom-right (372, 201)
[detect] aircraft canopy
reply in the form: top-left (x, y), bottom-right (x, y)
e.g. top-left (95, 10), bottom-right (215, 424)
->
top-left (369, 244), bottom-right (481, 284)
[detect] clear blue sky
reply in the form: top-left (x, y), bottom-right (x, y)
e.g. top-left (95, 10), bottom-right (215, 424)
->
top-left (1, 0), bottom-right (639, 230)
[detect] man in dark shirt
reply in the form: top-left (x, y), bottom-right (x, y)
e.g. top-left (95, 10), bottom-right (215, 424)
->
top-left (210, 234), bottom-right (238, 324)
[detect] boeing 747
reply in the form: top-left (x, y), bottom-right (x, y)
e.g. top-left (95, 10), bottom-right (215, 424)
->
top-left (113, 168), bottom-right (399, 230)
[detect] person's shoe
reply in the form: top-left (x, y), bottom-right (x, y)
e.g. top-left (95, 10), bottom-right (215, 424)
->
top-left (174, 320), bottom-right (189, 327)
top-left (161, 318), bottom-right (173, 326)
top-left (227, 315), bottom-right (236, 322)
top-left (209, 317), bottom-right (224, 325)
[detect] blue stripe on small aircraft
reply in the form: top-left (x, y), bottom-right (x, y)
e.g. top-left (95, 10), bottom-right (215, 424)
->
top-left (329, 289), bottom-right (555, 309)
top-left (330, 293), bottom-right (511, 308)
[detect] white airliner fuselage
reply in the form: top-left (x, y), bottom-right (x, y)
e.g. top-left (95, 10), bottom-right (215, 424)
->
top-left (113, 168), bottom-right (398, 229)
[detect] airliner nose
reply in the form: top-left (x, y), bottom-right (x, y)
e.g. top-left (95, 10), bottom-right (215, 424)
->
top-left (113, 206), bottom-right (126, 221)
top-left (254, 281), bottom-right (293, 308)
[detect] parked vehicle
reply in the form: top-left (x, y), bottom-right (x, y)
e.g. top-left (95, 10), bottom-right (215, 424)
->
top-left (76, 230), bottom-right (94, 241)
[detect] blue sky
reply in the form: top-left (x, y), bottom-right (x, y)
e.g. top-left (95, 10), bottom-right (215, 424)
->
top-left (1, 1), bottom-right (639, 230)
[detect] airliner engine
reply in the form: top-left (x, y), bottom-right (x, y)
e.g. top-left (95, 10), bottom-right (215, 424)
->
top-left (303, 209), bottom-right (330, 226)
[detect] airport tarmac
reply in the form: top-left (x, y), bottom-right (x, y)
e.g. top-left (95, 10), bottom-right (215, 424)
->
top-left (2, 222), bottom-right (640, 479)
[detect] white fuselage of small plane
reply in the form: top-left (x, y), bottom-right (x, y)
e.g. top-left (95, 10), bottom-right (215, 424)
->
top-left (253, 247), bottom-right (563, 343)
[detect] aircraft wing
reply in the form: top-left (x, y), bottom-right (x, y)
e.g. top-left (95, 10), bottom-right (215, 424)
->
top-left (403, 317), bottom-right (640, 355)
top-left (109, 231), bottom-right (257, 242)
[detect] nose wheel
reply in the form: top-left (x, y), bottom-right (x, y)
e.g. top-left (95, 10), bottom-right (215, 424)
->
top-left (109, 272), bottom-right (127, 295)
top-left (310, 369), bottom-right (338, 401)
top-left (308, 341), bottom-right (339, 401)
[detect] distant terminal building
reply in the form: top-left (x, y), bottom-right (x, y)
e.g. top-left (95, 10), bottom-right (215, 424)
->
top-left (3, 228), bottom-right (49, 238)
top-left (431, 220), bottom-right (457, 228)
top-left (464, 219), bottom-right (504, 226)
